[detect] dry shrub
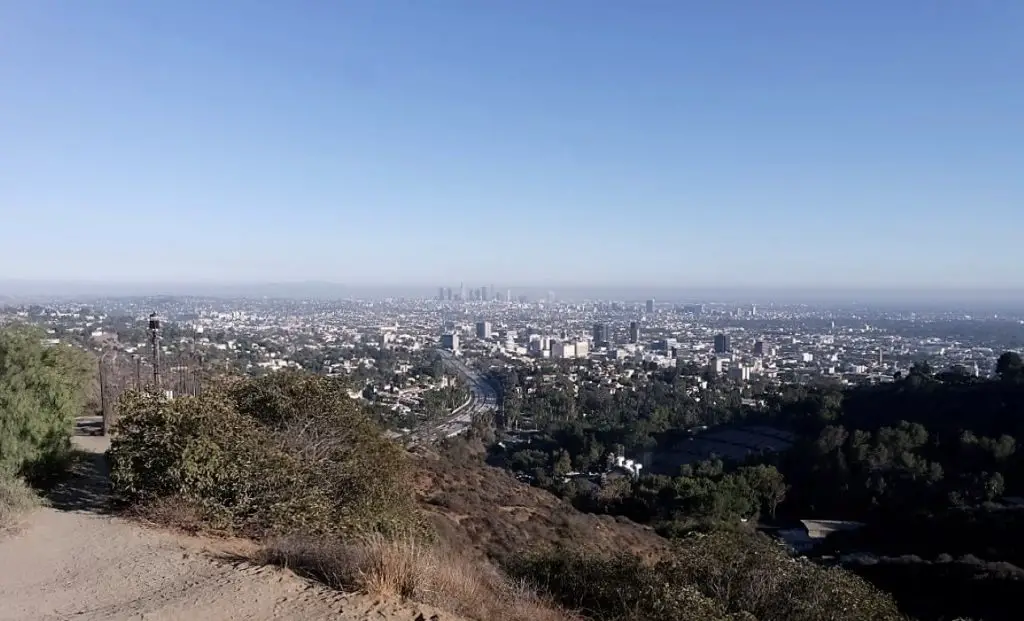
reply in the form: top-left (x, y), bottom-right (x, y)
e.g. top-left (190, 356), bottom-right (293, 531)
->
top-left (259, 534), bottom-right (577, 621)
top-left (0, 473), bottom-right (39, 529)
top-left (129, 495), bottom-right (209, 535)
top-left (109, 374), bottom-right (425, 538)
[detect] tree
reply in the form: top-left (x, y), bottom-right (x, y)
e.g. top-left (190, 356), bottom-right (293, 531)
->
top-left (0, 326), bottom-right (93, 476)
top-left (553, 449), bottom-right (573, 477)
top-left (996, 351), bottom-right (1023, 380)
top-left (740, 464), bottom-right (788, 519)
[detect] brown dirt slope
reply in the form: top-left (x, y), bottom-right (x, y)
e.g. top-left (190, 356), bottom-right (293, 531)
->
top-left (412, 450), bottom-right (667, 561)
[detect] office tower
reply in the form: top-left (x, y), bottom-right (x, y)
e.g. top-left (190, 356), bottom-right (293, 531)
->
top-left (645, 299), bottom-right (655, 314)
top-left (446, 287), bottom-right (453, 301)
top-left (441, 333), bottom-right (460, 352)
top-left (592, 323), bottom-right (608, 346)
top-left (750, 304), bottom-right (757, 316)
top-left (629, 320), bottom-right (640, 344)
top-left (753, 340), bottom-right (765, 357)
top-left (438, 287), bottom-right (445, 301)
top-left (476, 321), bottom-right (492, 339)
top-left (506, 289), bottom-right (512, 303)
top-left (481, 285), bottom-right (489, 302)
top-left (574, 340), bottom-right (589, 358)
top-left (460, 282), bottom-right (465, 301)
top-left (714, 333), bottom-right (731, 354)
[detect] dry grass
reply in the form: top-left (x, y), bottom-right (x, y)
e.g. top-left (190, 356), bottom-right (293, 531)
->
top-left (259, 533), bottom-right (579, 621)
top-left (411, 451), bottom-right (668, 562)
top-left (127, 495), bottom-right (211, 535)
top-left (0, 473), bottom-right (39, 530)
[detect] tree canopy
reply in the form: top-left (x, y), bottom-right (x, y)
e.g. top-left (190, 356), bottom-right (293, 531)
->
top-left (0, 325), bottom-right (93, 477)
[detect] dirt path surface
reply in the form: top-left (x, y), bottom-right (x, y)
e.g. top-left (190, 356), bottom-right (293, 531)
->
top-left (0, 419), bottom-right (449, 621)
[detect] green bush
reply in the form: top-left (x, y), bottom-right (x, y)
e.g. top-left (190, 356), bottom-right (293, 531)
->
top-left (667, 531), bottom-right (906, 621)
top-left (0, 325), bottom-right (92, 477)
top-left (109, 373), bottom-right (423, 538)
top-left (509, 531), bottom-right (907, 621)
top-left (231, 373), bottom-right (420, 536)
top-left (507, 548), bottom-right (731, 621)
top-left (109, 390), bottom-right (332, 535)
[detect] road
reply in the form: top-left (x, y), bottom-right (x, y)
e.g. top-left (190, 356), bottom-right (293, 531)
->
top-left (403, 350), bottom-right (497, 445)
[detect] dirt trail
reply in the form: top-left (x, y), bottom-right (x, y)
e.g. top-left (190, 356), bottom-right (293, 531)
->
top-left (0, 418), bottom-right (449, 621)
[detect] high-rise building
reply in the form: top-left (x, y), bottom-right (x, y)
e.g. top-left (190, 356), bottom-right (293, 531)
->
top-left (753, 340), bottom-right (765, 357)
top-left (551, 340), bottom-right (575, 359)
top-left (645, 299), bottom-right (655, 314)
top-left (476, 321), bottom-right (492, 339)
top-left (629, 321), bottom-right (640, 344)
top-left (714, 333), bottom-right (731, 354)
top-left (592, 323), bottom-right (608, 346)
top-left (446, 287), bottom-right (453, 301)
top-left (438, 287), bottom-right (445, 301)
top-left (481, 286), bottom-right (489, 302)
top-left (441, 333), bottom-right (460, 352)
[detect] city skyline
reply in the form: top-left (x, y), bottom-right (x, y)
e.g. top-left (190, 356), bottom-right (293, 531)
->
top-left (1, 2), bottom-right (1022, 286)
top-left (2, 278), bottom-right (1024, 309)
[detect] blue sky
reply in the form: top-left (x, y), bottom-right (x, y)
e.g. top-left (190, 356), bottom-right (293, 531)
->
top-left (1, 1), bottom-right (1021, 289)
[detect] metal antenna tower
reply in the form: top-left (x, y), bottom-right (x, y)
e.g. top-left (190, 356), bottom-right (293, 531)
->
top-left (149, 312), bottom-right (161, 389)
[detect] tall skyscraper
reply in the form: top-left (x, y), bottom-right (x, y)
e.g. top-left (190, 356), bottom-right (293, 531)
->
top-left (446, 287), bottom-right (453, 301)
top-left (438, 287), bottom-right (445, 301)
top-left (629, 321), bottom-right (640, 344)
top-left (476, 321), bottom-right (492, 339)
top-left (645, 299), bottom-right (655, 314)
top-left (592, 323), bottom-right (608, 346)
top-left (753, 340), bottom-right (765, 357)
top-left (714, 333), bottom-right (731, 354)
top-left (441, 333), bottom-right (460, 352)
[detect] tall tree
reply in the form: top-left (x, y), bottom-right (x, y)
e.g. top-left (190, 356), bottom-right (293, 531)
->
top-left (996, 351), bottom-right (1023, 380)
top-left (0, 326), bottom-right (93, 475)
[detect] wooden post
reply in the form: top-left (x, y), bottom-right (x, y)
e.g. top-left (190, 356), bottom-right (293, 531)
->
top-left (99, 357), bottom-right (108, 435)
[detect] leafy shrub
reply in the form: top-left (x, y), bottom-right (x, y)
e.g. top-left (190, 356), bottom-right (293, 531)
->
top-left (0, 326), bottom-right (93, 477)
top-left (510, 531), bottom-right (907, 621)
top-left (109, 390), bottom-right (332, 535)
top-left (109, 373), bottom-right (423, 538)
top-left (230, 373), bottom-right (420, 536)
top-left (507, 548), bottom-right (730, 621)
top-left (668, 531), bottom-right (906, 621)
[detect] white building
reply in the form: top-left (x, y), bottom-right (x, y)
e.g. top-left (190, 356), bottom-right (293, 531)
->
top-left (551, 341), bottom-right (576, 359)
top-left (441, 333), bottom-right (460, 352)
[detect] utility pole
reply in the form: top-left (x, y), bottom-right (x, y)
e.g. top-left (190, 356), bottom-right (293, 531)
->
top-left (99, 356), bottom-right (108, 435)
top-left (149, 312), bottom-right (161, 390)
top-left (134, 355), bottom-right (142, 390)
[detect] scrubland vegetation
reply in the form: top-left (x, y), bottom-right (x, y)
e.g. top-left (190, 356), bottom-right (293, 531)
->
top-left (0, 325), bottom-right (92, 527)
top-left (107, 369), bottom-right (906, 620)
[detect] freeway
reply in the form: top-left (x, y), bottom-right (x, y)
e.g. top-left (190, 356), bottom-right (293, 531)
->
top-left (403, 350), bottom-right (497, 445)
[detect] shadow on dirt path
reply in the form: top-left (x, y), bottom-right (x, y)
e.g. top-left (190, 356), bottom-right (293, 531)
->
top-left (44, 417), bottom-right (112, 514)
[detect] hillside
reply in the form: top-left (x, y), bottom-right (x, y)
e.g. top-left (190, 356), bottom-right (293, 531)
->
top-left (413, 448), bottom-right (668, 561)
top-left (0, 421), bottom-right (458, 621)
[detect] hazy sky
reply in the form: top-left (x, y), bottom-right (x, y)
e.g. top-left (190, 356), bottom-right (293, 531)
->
top-left (1, 1), bottom-right (1021, 289)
